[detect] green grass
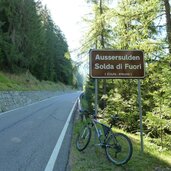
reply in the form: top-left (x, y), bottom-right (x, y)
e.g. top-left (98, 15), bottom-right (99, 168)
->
top-left (0, 71), bottom-right (71, 91)
top-left (68, 119), bottom-right (171, 171)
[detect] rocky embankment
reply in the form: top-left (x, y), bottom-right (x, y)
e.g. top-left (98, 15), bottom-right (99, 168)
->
top-left (0, 91), bottom-right (66, 113)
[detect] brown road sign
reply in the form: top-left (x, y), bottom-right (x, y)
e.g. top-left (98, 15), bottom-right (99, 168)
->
top-left (89, 49), bottom-right (145, 79)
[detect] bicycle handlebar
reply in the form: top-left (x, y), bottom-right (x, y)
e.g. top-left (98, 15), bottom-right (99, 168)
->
top-left (79, 110), bottom-right (119, 125)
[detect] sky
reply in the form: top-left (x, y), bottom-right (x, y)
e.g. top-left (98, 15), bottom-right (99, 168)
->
top-left (40, 0), bottom-right (118, 77)
top-left (41, 0), bottom-right (89, 59)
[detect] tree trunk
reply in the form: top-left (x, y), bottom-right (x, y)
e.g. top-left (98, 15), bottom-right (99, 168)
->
top-left (164, 0), bottom-right (171, 54)
top-left (99, 0), bottom-right (106, 109)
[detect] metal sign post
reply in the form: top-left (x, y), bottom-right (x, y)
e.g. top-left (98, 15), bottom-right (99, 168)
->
top-left (95, 79), bottom-right (98, 116)
top-left (138, 79), bottom-right (144, 153)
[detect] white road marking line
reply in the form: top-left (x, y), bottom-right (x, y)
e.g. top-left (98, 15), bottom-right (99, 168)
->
top-left (44, 99), bottom-right (78, 171)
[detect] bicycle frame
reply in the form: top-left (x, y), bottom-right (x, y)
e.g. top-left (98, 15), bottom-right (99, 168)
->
top-left (89, 117), bottom-right (112, 147)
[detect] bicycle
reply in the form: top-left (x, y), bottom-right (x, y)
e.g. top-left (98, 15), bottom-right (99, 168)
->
top-left (76, 110), bottom-right (133, 166)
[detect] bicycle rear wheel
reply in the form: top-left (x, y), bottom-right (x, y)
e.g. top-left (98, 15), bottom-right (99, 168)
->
top-left (76, 125), bottom-right (91, 151)
top-left (105, 133), bottom-right (133, 165)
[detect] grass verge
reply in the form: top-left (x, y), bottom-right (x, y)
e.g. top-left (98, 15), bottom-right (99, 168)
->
top-left (68, 117), bottom-right (171, 171)
top-left (0, 71), bottom-right (71, 91)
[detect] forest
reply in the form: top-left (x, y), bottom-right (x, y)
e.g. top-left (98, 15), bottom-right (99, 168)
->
top-left (82, 0), bottom-right (171, 150)
top-left (0, 0), bottom-right (82, 88)
top-left (0, 0), bottom-right (170, 150)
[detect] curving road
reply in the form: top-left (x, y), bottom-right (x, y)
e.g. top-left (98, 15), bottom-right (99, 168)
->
top-left (0, 92), bottom-right (80, 171)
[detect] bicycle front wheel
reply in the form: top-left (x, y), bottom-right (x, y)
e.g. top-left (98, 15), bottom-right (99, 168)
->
top-left (105, 133), bottom-right (133, 165)
top-left (76, 125), bottom-right (91, 151)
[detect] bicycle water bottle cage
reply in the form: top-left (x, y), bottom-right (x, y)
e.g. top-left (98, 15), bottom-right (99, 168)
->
top-left (101, 124), bottom-right (110, 137)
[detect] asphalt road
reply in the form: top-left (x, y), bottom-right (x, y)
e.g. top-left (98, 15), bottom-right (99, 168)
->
top-left (0, 92), bottom-right (80, 171)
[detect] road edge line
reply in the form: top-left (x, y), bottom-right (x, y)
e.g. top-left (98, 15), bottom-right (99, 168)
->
top-left (44, 98), bottom-right (78, 171)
